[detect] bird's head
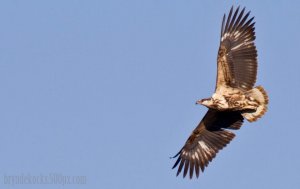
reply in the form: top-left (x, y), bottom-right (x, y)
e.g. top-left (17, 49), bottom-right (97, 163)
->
top-left (196, 98), bottom-right (214, 108)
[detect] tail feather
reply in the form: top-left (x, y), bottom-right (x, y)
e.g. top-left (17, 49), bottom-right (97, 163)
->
top-left (242, 86), bottom-right (269, 122)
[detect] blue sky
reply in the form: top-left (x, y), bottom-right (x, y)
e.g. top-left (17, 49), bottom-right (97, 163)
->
top-left (0, 0), bottom-right (299, 188)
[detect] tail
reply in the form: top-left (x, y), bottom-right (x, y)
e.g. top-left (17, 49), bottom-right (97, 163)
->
top-left (242, 86), bottom-right (269, 122)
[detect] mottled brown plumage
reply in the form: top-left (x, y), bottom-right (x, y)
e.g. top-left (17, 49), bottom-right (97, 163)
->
top-left (172, 6), bottom-right (269, 179)
top-left (216, 6), bottom-right (257, 93)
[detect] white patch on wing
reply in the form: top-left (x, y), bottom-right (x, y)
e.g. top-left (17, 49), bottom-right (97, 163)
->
top-left (192, 152), bottom-right (199, 160)
top-left (221, 32), bottom-right (230, 41)
top-left (234, 30), bottom-right (241, 37)
top-left (198, 141), bottom-right (209, 152)
top-left (222, 31), bottom-right (244, 42)
top-left (220, 133), bottom-right (230, 138)
top-left (231, 43), bottom-right (244, 51)
top-left (194, 152), bottom-right (199, 160)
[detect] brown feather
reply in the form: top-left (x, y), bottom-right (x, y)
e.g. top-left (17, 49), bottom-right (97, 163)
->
top-left (172, 6), bottom-right (267, 179)
top-left (216, 7), bottom-right (257, 91)
top-left (172, 109), bottom-right (243, 178)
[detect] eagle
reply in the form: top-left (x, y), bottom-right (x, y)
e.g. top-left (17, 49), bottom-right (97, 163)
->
top-left (172, 6), bottom-right (269, 179)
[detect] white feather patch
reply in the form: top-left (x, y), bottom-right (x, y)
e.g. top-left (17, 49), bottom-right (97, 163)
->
top-left (198, 141), bottom-right (209, 152)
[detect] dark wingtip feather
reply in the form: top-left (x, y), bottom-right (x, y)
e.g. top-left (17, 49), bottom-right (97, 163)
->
top-left (228, 6), bottom-right (240, 33)
top-left (238, 10), bottom-right (251, 28)
top-left (195, 161), bottom-right (200, 178)
top-left (224, 6), bottom-right (234, 33)
top-left (170, 150), bottom-right (181, 159)
top-left (189, 161), bottom-right (194, 179)
top-left (230, 5), bottom-right (234, 13)
top-left (183, 159), bottom-right (189, 178)
top-left (221, 14), bottom-right (226, 38)
top-left (244, 16), bottom-right (255, 27)
top-left (172, 156), bottom-right (181, 169)
top-left (176, 159), bottom-right (184, 176)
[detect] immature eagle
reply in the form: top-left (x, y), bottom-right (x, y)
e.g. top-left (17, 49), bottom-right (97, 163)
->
top-left (172, 6), bottom-right (269, 179)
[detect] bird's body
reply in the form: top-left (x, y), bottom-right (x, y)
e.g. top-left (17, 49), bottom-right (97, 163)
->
top-left (201, 91), bottom-right (257, 111)
top-left (201, 86), bottom-right (267, 115)
top-left (172, 6), bottom-right (269, 179)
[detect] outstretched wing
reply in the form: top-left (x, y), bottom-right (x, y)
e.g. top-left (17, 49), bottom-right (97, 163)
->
top-left (216, 6), bottom-right (257, 92)
top-left (172, 109), bottom-right (244, 178)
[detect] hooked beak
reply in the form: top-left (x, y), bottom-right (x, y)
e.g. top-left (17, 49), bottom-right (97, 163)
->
top-left (195, 100), bottom-right (202, 105)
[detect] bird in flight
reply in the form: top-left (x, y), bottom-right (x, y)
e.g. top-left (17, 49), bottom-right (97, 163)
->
top-left (172, 6), bottom-right (269, 179)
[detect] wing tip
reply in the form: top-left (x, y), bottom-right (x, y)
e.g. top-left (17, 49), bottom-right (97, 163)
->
top-left (221, 6), bottom-right (256, 41)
